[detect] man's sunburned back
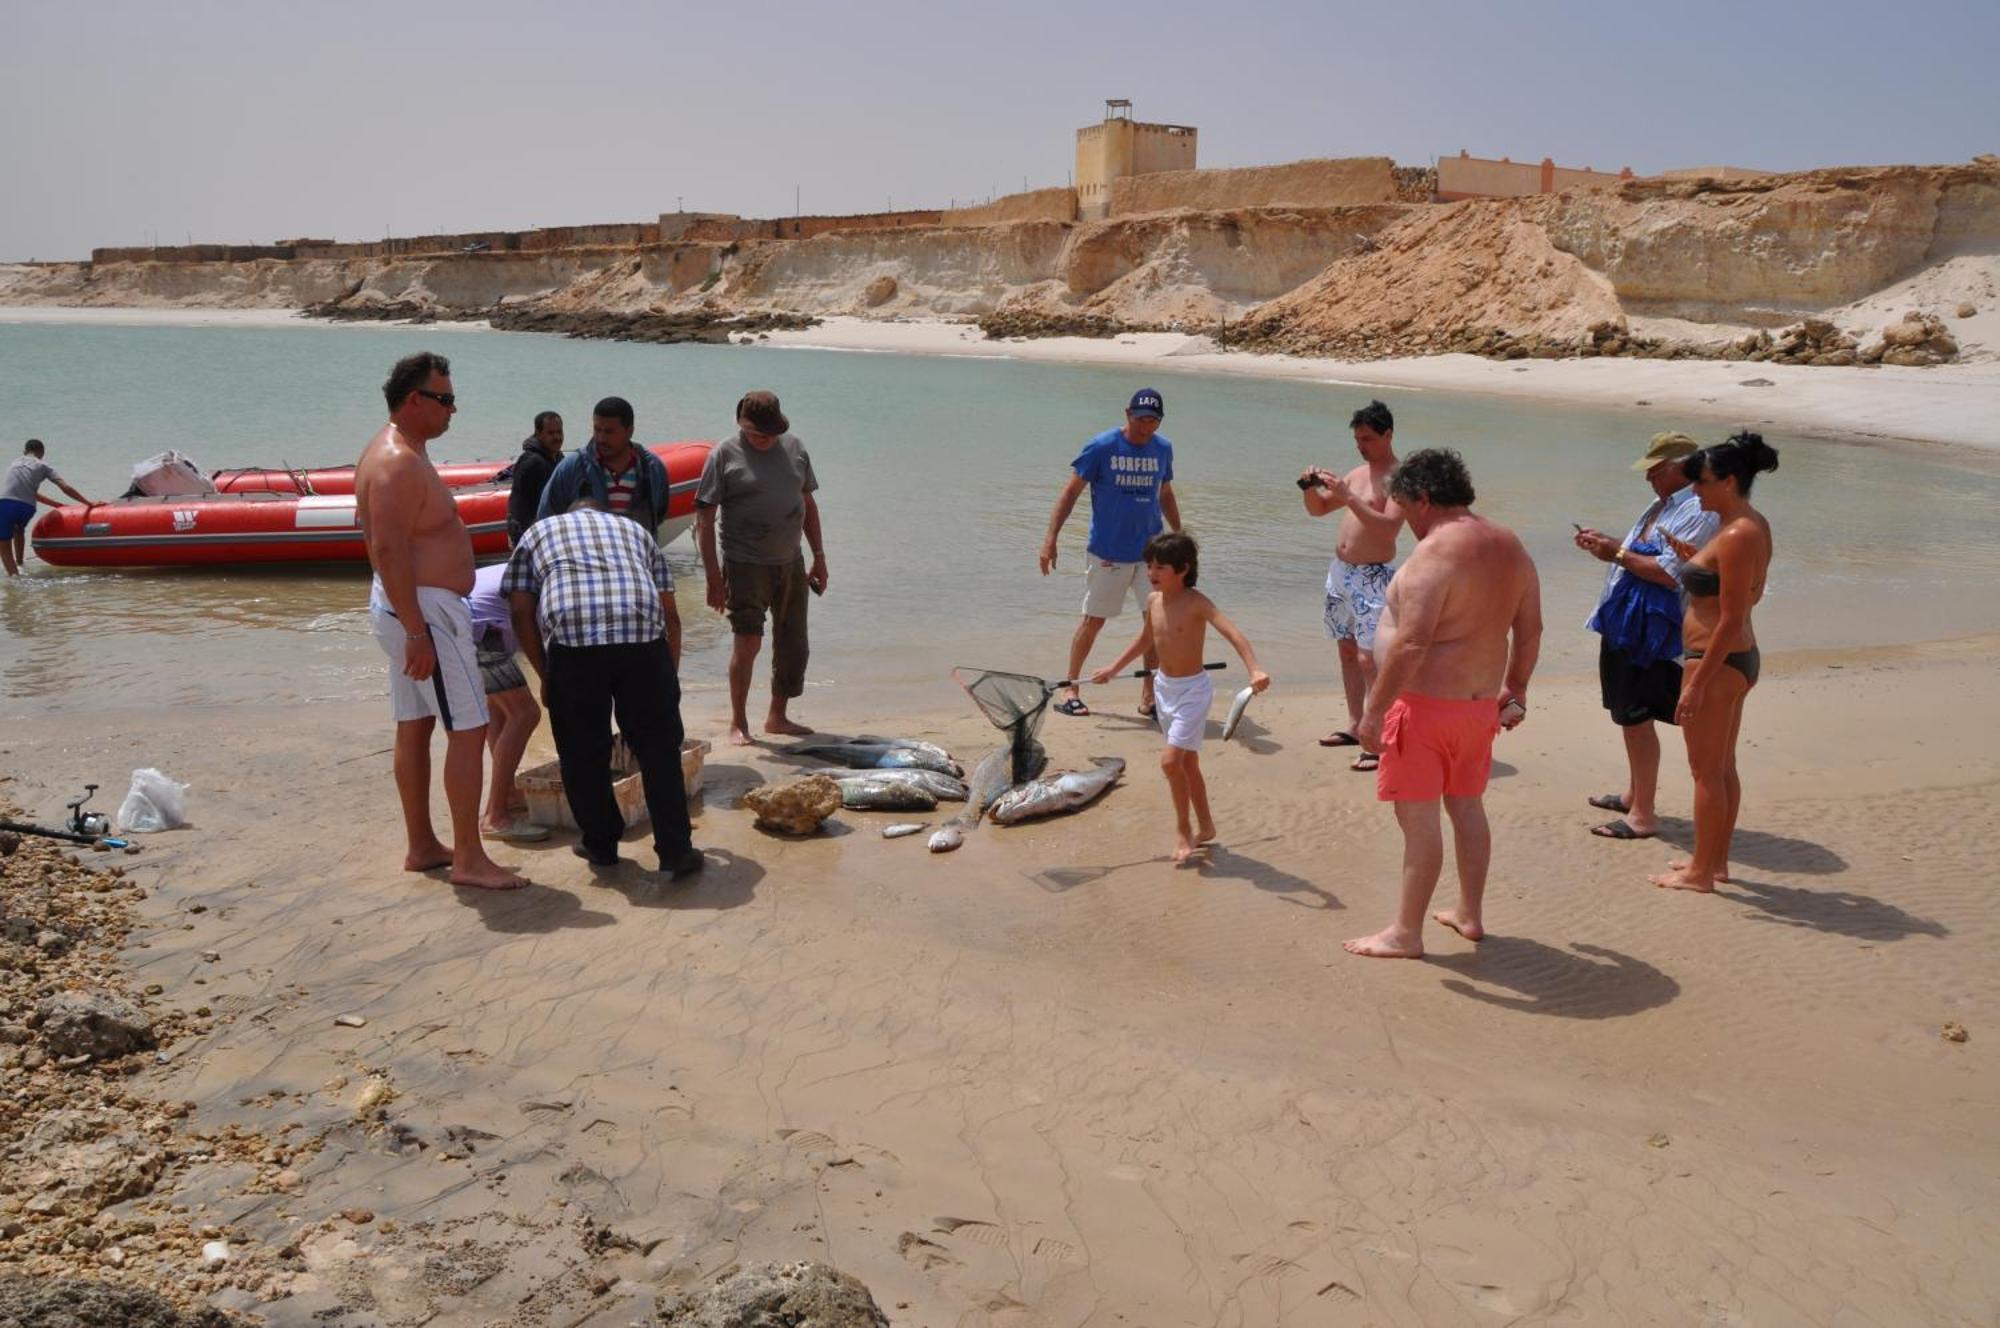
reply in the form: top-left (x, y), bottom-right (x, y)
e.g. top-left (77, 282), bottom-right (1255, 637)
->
top-left (1336, 459), bottom-right (1401, 565)
top-left (1377, 515), bottom-right (1533, 699)
top-left (1147, 589), bottom-right (1213, 676)
top-left (357, 426), bottom-right (474, 595)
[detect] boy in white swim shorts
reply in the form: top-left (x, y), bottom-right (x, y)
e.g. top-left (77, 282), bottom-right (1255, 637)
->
top-left (1092, 532), bottom-right (1271, 864)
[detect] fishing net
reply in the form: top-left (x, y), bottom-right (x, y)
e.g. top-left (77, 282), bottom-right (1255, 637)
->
top-left (952, 666), bottom-right (1057, 783)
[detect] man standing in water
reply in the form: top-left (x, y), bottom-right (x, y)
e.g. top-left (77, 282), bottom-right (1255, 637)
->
top-left (695, 390), bottom-right (826, 747)
top-left (1, 440), bottom-right (93, 576)
top-left (1344, 449), bottom-right (1540, 959)
top-left (356, 352), bottom-right (524, 891)
top-left (1040, 388), bottom-right (1181, 718)
top-left (1300, 400), bottom-right (1405, 771)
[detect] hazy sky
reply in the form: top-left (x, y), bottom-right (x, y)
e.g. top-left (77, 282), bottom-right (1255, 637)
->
top-left (5, 0), bottom-right (1996, 260)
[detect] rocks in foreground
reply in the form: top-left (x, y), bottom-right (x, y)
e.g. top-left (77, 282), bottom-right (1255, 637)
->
top-left (657, 1261), bottom-right (888, 1328)
top-left (741, 777), bottom-right (843, 836)
top-left (0, 1275), bottom-right (245, 1327)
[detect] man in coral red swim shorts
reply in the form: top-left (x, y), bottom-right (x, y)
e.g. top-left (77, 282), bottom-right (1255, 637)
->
top-left (1344, 449), bottom-right (1543, 960)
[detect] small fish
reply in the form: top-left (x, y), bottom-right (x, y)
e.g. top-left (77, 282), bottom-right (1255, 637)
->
top-left (883, 822), bottom-right (928, 839)
top-left (837, 782), bottom-right (937, 812)
top-left (988, 757), bottom-right (1126, 825)
top-left (1221, 685), bottom-right (1257, 741)
top-left (927, 824), bottom-right (963, 852)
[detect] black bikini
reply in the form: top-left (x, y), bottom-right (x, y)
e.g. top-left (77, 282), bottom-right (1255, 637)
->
top-left (1680, 562), bottom-right (1759, 685)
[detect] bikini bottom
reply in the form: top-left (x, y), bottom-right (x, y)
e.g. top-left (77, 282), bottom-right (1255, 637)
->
top-left (1686, 646), bottom-right (1760, 688)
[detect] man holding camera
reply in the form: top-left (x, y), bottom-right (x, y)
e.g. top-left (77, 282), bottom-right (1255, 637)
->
top-left (1300, 399), bottom-right (1406, 771)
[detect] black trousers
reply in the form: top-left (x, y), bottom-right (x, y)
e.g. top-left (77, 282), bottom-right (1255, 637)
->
top-left (545, 639), bottom-right (692, 863)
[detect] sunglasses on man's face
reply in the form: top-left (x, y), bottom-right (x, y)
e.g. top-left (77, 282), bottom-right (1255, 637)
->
top-left (415, 389), bottom-right (457, 408)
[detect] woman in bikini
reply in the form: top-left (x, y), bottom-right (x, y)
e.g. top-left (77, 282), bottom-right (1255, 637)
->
top-left (1654, 432), bottom-right (1780, 893)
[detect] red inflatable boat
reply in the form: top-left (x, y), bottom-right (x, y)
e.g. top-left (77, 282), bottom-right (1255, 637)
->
top-left (31, 442), bottom-right (712, 569)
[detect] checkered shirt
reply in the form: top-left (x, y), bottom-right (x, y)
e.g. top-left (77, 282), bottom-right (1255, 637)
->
top-left (501, 508), bottom-right (674, 648)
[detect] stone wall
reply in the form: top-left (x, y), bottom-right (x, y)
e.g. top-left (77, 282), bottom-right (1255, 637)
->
top-left (1108, 158), bottom-right (1400, 217)
top-left (1436, 150), bottom-right (1633, 201)
top-left (941, 188), bottom-right (1079, 227)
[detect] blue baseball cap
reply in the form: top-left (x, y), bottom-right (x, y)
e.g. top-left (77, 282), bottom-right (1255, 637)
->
top-left (1127, 388), bottom-right (1164, 420)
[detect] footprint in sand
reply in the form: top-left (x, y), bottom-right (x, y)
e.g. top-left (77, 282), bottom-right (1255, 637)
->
top-left (934, 1216), bottom-right (1011, 1249)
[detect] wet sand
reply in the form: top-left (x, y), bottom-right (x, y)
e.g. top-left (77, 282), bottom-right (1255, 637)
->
top-left (3, 636), bottom-right (1995, 1324)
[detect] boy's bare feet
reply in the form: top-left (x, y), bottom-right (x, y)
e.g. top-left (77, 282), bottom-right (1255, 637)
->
top-left (1433, 909), bottom-right (1484, 941)
top-left (1651, 866), bottom-right (1716, 893)
top-left (1172, 831), bottom-right (1210, 865)
top-left (403, 841), bottom-right (453, 873)
top-left (1343, 926), bottom-right (1424, 959)
top-left (1194, 817), bottom-right (1217, 846)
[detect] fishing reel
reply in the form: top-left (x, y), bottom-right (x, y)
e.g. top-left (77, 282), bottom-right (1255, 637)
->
top-left (66, 784), bottom-right (111, 839)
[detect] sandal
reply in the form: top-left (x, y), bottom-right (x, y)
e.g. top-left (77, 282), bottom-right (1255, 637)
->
top-left (1587, 792), bottom-right (1630, 812)
top-left (1319, 731), bottom-right (1362, 748)
top-left (1053, 696), bottom-right (1091, 717)
top-left (1590, 819), bottom-right (1655, 840)
top-left (1350, 752), bottom-right (1380, 772)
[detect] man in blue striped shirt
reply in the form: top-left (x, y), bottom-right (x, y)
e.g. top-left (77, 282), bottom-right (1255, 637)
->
top-left (1573, 432), bottom-right (1720, 841)
top-left (504, 495), bottom-right (700, 875)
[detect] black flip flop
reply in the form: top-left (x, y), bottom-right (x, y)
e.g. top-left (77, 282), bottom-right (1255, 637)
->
top-left (1053, 696), bottom-right (1091, 717)
top-left (1587, 792), bottom-right (1630, 812)
top-left (1351, 752), bottom-right (1380, 772)
top-left (1590, 819), bottom-right (1656, 840)
top-left (1319, 731), bottom-right (1362, 748)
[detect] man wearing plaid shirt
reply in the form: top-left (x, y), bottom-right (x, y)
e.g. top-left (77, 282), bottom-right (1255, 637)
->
top-left (503, 495), bottom-right (701, 876)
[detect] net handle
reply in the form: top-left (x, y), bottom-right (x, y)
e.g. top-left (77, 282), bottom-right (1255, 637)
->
top-left (1053, 661), bottom-right (1224, 689)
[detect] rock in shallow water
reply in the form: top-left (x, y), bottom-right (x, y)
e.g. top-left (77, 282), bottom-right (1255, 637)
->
top-left (741, 776), bottom-right (843, 835)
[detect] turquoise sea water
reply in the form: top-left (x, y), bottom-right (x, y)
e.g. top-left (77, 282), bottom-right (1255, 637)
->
top-left (4, 317), bottom-right (1999, 718)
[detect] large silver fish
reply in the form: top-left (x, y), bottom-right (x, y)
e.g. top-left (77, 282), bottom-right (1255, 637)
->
top-left (829, 769), bottom-right (969, 811)
top-left (850, 736), bottom-right (959, 765)
top-left (987, 757), bottom-right (1126, 825)
top-left (787, 742), bottom-right (964, 777)
top-left (928, 744), bottom-right (1021, 853)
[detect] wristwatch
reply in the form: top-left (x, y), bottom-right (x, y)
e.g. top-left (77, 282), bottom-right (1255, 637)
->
top-left (1612, 547), bottom-right (1627, 568)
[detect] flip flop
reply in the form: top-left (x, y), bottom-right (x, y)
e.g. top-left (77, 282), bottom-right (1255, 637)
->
top-left (1053, 696), bottom-right (1091, 718)
top-left (1590, 819), bottom-right (1655, 840)
top-left (482, 820), bottom-right (551, 843)
top-left (1587, 792), bottom-right (1630, 812)
top-left (1350, 752), bottom-right (1380, 772)
top-left (1318, 731), bottom-right (1362, 748)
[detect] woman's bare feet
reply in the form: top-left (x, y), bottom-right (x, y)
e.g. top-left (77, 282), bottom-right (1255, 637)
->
top-left (1651, 865), bottom-right (1716, 892)
top-left (1343, 926), bottom-right (1424, 958)
top-left (1433, 909), bottom-right (1484, 941)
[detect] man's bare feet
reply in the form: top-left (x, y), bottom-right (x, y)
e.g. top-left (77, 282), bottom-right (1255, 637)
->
top-left (1433, 909), bottom-right (1484, 941)
top-left (1651, 866), bottom-right (1716, 893)
top-left (403, 842), bottom-right (453, 872)
top-left (1343, 926), bottom-right (1424, 959)
top-left (727, 725), bottom-right (755, 747)
top-left (1666, 856), bottom-right (1731, 883)
top-left (451, 858), bottom-right (528, 891)
top-left (764, 716), bottom-right (813, 737)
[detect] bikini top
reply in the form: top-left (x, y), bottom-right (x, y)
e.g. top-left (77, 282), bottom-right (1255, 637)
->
top-left (1682, 563), bottom-right (1721, 598)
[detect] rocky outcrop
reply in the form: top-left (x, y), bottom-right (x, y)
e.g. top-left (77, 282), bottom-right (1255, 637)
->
top-left (0, 1276), bottom-right (245, 1328)
top-left (37, 991), bottom-right (157, 1062)
top-left (656, 1261), bottom-right (888, 1328)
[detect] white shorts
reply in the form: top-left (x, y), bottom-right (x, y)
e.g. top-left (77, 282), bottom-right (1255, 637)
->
top-left (369, 578), bottom-right (489, 733)
top-left (1153, 668), bottom-right (1214, 753)
top-left (1082, 558), bottom-right (1149, 619)
top-left (1324, 557), bottom-right (1396, 648)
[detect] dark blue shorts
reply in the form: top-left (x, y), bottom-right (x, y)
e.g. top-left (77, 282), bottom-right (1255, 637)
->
top-left (0, 499), bottom-right (36, 541)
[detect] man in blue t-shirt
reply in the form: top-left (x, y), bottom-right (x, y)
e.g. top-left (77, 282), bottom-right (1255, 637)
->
top-left (1038, 388), bottom-right (1182, 717)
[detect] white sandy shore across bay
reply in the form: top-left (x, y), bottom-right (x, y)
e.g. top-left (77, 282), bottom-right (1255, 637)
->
top-left (6, 305), bottom-right (1997, 452)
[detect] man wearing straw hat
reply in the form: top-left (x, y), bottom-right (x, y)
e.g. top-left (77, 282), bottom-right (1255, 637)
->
top-left (1572, 431), bottom-right (1720, 841)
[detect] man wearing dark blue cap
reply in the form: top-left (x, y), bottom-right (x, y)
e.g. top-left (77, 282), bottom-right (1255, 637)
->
top-left (1039, 388), bottom-right (1181, 717)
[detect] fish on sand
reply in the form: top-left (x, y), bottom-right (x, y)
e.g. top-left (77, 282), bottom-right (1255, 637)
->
top-left (788, 740), bottom-right (964, 778)
top-left (987, 757), bottom-right (1126, 825)
top-left (929, 743), bottom-right (1034, 852)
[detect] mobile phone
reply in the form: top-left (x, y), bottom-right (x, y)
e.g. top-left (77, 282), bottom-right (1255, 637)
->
top-left (1296, 475), bottom-right (1318, 491)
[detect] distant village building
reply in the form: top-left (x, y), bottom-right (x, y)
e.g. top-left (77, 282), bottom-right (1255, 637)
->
top-left (1435, 149), bottom-right (1634, 201)
top-left (1075, 100), bottom-right (1197, 220)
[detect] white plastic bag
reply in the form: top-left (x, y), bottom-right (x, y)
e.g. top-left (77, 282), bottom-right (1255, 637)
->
top-left (117, 768), bottom-right (190, 833)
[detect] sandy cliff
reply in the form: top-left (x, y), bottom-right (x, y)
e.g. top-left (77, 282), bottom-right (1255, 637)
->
top-left (5, 159), bottom-right (1994, 363)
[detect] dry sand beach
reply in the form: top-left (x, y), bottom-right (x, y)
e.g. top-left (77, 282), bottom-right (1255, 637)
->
top-left (3, 630), bottom-right (1997, 1324)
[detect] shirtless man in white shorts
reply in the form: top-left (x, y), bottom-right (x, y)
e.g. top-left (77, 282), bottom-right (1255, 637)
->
top-left (1301, 399), bottom-right (1407, 772)
top-left (357, 351), bottom-right (524, 891)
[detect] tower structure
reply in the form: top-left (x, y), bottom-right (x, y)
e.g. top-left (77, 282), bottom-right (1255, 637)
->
top-left (1074, 100), bottom-right (1197, 219)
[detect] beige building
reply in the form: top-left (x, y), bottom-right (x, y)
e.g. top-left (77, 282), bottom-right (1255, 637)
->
top-left (1436, 149), bottom-right (1634, 201)
top-left (1075, 100), bottom-right (1197, 219)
